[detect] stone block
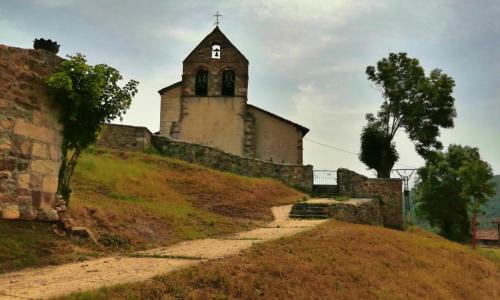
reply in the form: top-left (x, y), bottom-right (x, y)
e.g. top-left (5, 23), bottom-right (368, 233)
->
top-left (2, 204), bottom-right (20, 219)
top-left (0, 158), bottom-right (16, 171)
top-left (31, 159), bottom-right (60, 175)
top-left (20, 204), bottom-right (38, 220)
top-left (42, 175), bottom-right (58, 193)
top-left (49, 144), bottom-right (61, 160)
top-left (13, 119), bottom-right (60, 144)
top-left (0, 118), bottom-right (13, 130)
top-left (18, 173), bottom-right (30, 189)
top-left (30, 173), bottom-right (43, 190)
top-left (32, 141), bottom-right (48, 159)
top-left (10, 138), bottom-right (31, 158)
top-left (37, 207), bottom-right (59, 221)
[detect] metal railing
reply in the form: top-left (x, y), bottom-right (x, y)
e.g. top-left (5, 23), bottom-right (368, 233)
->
top-left (313, 170), bottom-right (337, 185)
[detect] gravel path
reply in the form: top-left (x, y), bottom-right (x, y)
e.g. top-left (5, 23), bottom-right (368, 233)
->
top-left (0, 204), bottom-right (327, 299)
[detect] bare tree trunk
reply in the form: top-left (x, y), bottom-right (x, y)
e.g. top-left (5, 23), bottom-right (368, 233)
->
top-left (58, 146), bottom-right (81, 204)
top-left (471, 199), bottom-right (478, 249)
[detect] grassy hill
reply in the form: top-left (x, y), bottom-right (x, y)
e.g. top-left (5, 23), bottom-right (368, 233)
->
top-left (0, 148), bottom-right (305, 273)
top-left (63, 221), bottom-right (500, 300)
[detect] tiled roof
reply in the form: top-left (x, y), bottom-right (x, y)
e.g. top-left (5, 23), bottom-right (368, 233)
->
top-left (476, 230), bottom-right (499, 241)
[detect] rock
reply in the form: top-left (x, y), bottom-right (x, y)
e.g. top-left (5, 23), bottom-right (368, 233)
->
top-left (51, 224), bottom-right (66, 237)
top-left (20, 206), bottom-right (38, 220)
top-left (55, 195), bottom-right (66, 206)
top-left (1, 204), bottom-right (20, 219)
top-left (37, 207), bottom-right (59, 221)
top-left (71, 226), bottom-right (100, 246)
top-left (55, 204), bottom-right (66, 212)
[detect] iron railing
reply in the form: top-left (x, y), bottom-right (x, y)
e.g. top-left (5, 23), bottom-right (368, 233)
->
top-left (313, 170), bottom-right (337, 185)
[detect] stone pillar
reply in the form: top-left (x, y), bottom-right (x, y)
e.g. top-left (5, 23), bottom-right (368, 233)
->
top-left (0, 45), bottom-right (63, 221)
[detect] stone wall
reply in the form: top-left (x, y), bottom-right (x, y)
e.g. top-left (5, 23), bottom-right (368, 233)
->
top-left (328, 198), bottom-right (383, 226)
top-left (337, 168), bottom-right (403, 229)
top-left (0, 45), bottom-right (64, 221)
top-left (96, 124), bottom-right (152, 151)
top-left (152, 135), bottom-right (313, 192)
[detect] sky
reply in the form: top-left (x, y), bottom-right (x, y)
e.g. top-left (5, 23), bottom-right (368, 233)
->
top-left (1, 0), bottom-right (499, 178)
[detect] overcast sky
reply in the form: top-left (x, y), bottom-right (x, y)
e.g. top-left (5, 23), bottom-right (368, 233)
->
top-left (1, 0), bottom-right (499, 177)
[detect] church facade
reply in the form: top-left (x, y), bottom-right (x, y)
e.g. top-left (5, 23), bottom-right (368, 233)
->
top-left (159, 26), bottom-right (309, 165)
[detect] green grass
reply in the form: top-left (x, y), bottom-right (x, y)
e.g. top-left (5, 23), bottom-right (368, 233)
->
top-left (0, 148), bottom-right (304, 273)
top-left (0, 220), bottom-right (98, 273)
top-left (477, 247), bottom-right (500, 265)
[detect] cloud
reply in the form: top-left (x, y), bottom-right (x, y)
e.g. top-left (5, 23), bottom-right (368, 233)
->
top-left (1, 0), bottom-right (499, 175)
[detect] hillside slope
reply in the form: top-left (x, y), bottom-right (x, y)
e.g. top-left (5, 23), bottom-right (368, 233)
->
top-left (64, 221), bottom-right (500, 300)
top-left (0, 148), bottom-right (305, 273)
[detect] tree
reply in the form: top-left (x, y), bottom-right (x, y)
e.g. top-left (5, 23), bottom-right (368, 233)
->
top-left (46, 54), bottom-right (139, 203)
top-left (414, 145), bottom-right (495, 243)
top-left (359, 52), bottom-right (456, 178)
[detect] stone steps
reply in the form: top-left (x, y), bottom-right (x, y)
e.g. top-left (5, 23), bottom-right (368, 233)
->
top-left (289, 203), bottom-right (330, 220)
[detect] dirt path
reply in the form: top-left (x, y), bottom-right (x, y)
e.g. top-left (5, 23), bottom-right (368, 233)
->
top-left (0, 204), bottom-right (327, 299)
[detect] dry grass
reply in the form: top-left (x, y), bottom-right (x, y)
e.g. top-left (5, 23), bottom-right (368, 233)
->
top-left (69, 149), bottom-right (305, 250)
top-left (64, 222), bottom-right (500, 300)
top-left (0, 148), bottom-right (304, 273)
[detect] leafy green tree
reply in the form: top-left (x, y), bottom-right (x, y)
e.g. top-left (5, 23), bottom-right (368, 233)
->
top-left (46, 54), bottom-right (138, 203)
top-left (360, 52), bottom-right (456, 178)
top-left (414, 145), bottom-right (495, 243)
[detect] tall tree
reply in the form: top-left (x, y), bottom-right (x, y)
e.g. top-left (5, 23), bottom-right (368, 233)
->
top-left (46, 54), bottom-right (139, 203)
top-left (360, 53), bottom-right (456, 178)
top-left (414, 145), bottom-right (495, 243)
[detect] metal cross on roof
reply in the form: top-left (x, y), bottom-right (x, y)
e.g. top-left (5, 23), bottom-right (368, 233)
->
top-left (214, 11), bottom-right (222, 26)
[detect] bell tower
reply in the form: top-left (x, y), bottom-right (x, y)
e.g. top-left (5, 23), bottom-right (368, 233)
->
top-left (181, 26), bottom-right (249, 98)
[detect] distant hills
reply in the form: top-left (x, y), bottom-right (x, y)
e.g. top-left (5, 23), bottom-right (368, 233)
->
top-left (479, 175), bottom-right (500, 229)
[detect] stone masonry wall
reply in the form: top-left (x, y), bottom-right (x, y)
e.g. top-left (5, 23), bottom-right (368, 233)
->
top-left (97, 124), bottom-right (152, 151)
top-left (337, 168), bottom-right (403, 229)
top-left (97, 124), bottom-right (313, 191)
top-left (0, 45), bottom-right (63, 221)
top-left (96, 124), bottom-right (313, 191)
top-left (153, 135), bottom-right (313, 192)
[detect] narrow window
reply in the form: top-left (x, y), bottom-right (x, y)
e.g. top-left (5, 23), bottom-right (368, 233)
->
top-left (222, 70), bottom-right (235, 96)
top-left (195, 69), bottom-right (208, 96)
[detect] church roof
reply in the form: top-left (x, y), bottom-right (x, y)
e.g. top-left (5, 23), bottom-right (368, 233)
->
top-left (183, 26), bottom-right (248, 63)
top-left (248, 104), bottom-right (310, 136)
top-left (158, 81), bottom-right (182, 95)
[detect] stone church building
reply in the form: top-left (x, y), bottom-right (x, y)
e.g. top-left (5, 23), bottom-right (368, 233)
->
top-left (158, 26), bottom-right (309, 165)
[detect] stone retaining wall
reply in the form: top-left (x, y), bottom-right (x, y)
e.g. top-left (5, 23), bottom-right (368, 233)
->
top-left (96, 124), bottom-right (314, 191)
top-left (152, 135), bottom-right (313, 191)
top-left (337, 168), bottom-right (403, 229)
top-left (0, 45), bottom-right (63, 221)
top-left (328, 198), bottom-right (383, 225)
top-left (97, 123), bottom-right (152, 151)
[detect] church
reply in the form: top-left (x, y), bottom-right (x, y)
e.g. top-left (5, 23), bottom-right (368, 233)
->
top-left (158, 26), bottom-right (309, 165)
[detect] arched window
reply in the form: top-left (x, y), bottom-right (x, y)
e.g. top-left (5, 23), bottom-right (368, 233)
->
top-left (222, 70), bottom-right (235, 96)
top-left (195, 69), bottom-right (208, 96)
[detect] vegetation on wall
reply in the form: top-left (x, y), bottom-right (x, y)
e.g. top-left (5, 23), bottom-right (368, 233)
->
top-left (33, 38), bottom-right (60, 54)
top-left (360, 52), bottom-right (456, 178)
top-left (46, 54), bottom-right (139, 203)
top-left (414, 145), bottom-right (496, 243)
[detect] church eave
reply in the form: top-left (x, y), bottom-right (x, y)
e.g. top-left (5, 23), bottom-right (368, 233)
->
top-left (247, 104), bottom-right (310, 136)
top-left (158, 81), bottom-right (182, 95)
